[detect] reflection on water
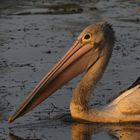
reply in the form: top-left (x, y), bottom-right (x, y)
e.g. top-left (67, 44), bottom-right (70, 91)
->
top-left (9, 122), bottom-right (140, 140)
top-left (9, 133), bottom-right (25, 140)
top-left (71, 123), bottom-right (140, 140)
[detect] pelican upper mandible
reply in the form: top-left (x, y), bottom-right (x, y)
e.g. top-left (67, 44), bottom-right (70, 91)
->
top-left (8, 22), bottom-right (140, 123)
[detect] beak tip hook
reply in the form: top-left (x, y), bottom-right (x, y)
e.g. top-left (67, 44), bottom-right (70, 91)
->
top-left (8, 116), bottom-right (13, 123)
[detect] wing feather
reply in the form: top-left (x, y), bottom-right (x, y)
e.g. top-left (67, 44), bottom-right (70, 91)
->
top-left (107, 77), bottom-right (140, 103)
top-left (117, 86), bottom-right (140, 114)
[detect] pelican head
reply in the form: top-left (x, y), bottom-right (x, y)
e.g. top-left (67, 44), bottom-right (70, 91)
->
top-left (8, 22), bottom-right (115, 123)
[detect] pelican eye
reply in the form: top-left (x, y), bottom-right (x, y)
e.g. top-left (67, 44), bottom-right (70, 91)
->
top-left (82, 33), bottom-right (92, 42)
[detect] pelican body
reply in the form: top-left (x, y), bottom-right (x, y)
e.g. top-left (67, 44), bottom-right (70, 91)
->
top-left (8, 22), bottom-right (140, 123)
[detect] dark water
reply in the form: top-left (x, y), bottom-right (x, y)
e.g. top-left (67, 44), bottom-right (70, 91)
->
top-left (0, 0), bottom-right (140, 139)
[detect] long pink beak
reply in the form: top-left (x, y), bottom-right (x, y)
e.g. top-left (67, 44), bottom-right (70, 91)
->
top-left (8, 38), bottom-right (98, 123)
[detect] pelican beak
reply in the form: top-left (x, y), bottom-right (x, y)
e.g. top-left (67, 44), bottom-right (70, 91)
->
top-left (8, 39), bottom-right (99, 123)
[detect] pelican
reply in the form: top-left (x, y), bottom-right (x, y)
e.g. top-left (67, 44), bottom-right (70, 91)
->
top-left (8, 22), bottom-right (140, 123)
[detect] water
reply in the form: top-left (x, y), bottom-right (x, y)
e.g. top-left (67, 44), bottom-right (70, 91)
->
top-left (0, 0), bottom-right (140, 139)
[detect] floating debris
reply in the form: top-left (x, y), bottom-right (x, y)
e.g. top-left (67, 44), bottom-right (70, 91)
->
top-left (137, 8), bottom-right (140, 14)
top-left (14, 3), bottom-right (83, 15)
top-left (89, 7), bottom-right (98, 11)
top-left (117, 17), bottom-right (140, 23)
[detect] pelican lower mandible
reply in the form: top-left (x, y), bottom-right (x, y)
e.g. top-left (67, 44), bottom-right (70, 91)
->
top-left (8, 22), bottom-right (140, 123)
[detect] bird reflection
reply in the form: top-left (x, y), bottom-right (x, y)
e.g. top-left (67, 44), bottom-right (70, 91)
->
top-left (9, 123), bottom-right (140, 140)
top-left (71, 123), bottom-right (140, 140)
top-left (9, 133), bottom-right (25, 140)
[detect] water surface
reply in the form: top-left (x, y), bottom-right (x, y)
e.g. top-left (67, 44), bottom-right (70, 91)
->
top-left (0, 0), bottom-right (140, 139)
